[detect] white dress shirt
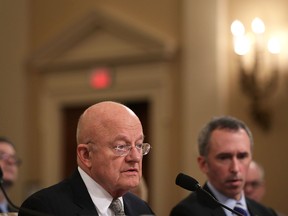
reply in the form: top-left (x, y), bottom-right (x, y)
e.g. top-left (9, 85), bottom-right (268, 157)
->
top-left (207, 181), bottom-right (250, 216)
top-left (78, 167), bottom-right (124, 216)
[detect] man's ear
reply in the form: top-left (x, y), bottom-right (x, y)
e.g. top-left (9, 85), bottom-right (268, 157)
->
top-left (197, 156), bottom-right (208, 174)
top-left (77, 144), bottom-right (92, 168)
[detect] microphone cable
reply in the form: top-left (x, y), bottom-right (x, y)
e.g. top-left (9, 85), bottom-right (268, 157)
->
top-left (176, 173), bottom-right (244, 216)
top-left (0, 167), bottom-right (53, 216)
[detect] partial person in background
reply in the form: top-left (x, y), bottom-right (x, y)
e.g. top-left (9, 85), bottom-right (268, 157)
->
top-left (130, 177), bottom-right (148, 202)
top-left (0, 136), bottom-right (21, 213)
top-left (245, 160), bottom-right (287, 216)
top-left (170, 116), bottom-right (277, 216)
top-left (244, 160), bottom-right (265, 202)
top-left (19, 101), bottom-right (154, 216)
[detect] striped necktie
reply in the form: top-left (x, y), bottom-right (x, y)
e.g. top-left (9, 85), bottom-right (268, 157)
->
top-left (233, 202), bottom-right (248, 216)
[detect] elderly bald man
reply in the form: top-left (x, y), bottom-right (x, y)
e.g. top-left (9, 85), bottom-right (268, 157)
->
top-left (19, 101), bottom-right (154, 216)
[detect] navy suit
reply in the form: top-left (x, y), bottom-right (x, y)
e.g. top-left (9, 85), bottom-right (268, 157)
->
top-left (19, 170), bottom-right (154, 216)
top-left (170, 183), bottom-right (277, 216)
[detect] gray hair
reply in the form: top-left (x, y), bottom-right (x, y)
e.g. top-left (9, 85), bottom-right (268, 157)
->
top-left (198, 116), bottom-right (254, 156)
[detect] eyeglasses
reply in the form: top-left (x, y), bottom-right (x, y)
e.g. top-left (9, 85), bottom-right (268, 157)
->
top-left (0, 152), bottom-right (22, 166)
top-left (245, 180), bottom-right (263, 189)
top-left (111, 143), bottom-right (151, 157)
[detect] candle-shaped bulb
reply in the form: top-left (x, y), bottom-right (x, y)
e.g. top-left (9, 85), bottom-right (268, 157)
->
top-left (233, 36), bottom-right (250, 55)
top-left (251, 17), bottom-right (265, 34)
top-left (231, 20), bottom-right (245, 36)
top-left (268, 37), bottom-right (281, 54)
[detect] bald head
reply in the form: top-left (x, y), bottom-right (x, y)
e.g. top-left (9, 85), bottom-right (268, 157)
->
top-left (248, 161), bottom-right (265, 180)
top-left (76, 101), bottom-right (146, 197)
top-left (76, 101), bottom-right (142, 145)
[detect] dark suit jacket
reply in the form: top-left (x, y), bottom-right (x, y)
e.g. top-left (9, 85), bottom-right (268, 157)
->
top-left (19, 170), bottom-right (154, 216)
top-left (170, 183), bottom-right (277, 216)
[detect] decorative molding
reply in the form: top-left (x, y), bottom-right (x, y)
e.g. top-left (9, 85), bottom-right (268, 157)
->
top-left (28, 10), bottom-right (177, 72)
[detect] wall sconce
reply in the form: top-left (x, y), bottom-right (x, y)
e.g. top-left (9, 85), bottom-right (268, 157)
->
top-left (231, 17), bottom-right (280, 131)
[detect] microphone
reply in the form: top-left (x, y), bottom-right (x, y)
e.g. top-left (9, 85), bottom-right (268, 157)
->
top-left (175, 173), bottom-right (244, 216)
top-left (0, 167), bottom-right (53, 216)
top-left (176, 172), bottom-right (202, 191)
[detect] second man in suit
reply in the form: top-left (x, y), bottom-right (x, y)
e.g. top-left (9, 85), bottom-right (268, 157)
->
top-left (170, 116), bottom-right (277, 216)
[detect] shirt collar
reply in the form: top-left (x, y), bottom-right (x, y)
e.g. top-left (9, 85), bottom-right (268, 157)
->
top-left (78, 167), bottom-right (124, 216)
top-left (207, 181), bottom-right (248, 215)
top-left (0, 201), bottom-right (8, 213)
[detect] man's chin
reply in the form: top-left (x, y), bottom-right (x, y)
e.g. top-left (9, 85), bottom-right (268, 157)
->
top-left (123, 181), bottom-right (139, 191)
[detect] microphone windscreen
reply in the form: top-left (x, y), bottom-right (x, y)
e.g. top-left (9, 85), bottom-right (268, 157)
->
top-left (175, 173), bottom-right (200, 191)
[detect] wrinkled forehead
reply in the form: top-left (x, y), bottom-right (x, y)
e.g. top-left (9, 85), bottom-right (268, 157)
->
top-left (98, 114), bottom-right (143, 138)
top-left (79, 102), bottom-right (143, 143)
top-left (208, 129), bottom-right (251, 151)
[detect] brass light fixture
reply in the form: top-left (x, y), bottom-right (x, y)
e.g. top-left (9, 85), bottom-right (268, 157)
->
top-left (231, 18), bottom-right (280, 131)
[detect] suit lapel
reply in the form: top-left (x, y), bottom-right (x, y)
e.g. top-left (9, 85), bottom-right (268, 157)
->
top-left (246, 199), bottom-right (260, 216)
top-left (123, 194), bottom-right (134, 215)
top-left (202, 184), bottom-right (263, 216)
top-left (69, 170), bottom-right (99, 216)
top-left (200, 184), bottom-right (229, 216)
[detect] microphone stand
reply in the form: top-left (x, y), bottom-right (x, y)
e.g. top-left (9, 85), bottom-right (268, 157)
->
top-left (176, 173), bottom-right (243, 216)
top-left (0, 182), bottom-right (19, 212)
top-left (197, 188), bottom-right (244, 216)
top-left (0, 168), bottom-right (53, 216)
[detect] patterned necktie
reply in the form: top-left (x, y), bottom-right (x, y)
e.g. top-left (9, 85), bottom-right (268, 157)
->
top-left (109, 198), bottom-right (125, 216)
top-left (233, 202), bottom-right (248, 216)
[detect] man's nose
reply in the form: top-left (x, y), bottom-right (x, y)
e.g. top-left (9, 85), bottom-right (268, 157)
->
top-left (126, 146), bottom-right (141, 161)
top-left (230, 158), bottom-right (240, 173)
